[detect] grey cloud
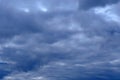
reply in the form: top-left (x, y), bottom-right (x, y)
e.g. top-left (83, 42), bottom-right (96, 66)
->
top-left (0, 0), bottom-right (120, 80)
top-left (1, 11), bottom-right (120, 79)
top-left (79, 0), bottom-right (120, 10)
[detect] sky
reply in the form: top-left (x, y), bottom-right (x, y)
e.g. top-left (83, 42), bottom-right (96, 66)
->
top-left (0, 0), bottom-right (120, 80)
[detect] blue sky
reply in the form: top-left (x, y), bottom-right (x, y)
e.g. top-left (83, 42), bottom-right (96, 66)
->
top-left (0, 0), bottom-right (120, 80)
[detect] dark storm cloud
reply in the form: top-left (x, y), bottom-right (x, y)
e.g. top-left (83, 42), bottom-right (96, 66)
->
top-left (79, 0), bottom-right (120, 10)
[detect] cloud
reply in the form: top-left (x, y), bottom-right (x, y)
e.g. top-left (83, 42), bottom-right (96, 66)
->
top-left (79, 0), bottom-right (120, 10)
top-left (0, 0), bottom-right (120, 80)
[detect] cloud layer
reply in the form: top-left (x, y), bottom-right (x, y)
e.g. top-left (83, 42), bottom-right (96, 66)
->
top-left (0, 0), bottom-right (120, 80)
top-left (79, 0), bottom-right (120, 10)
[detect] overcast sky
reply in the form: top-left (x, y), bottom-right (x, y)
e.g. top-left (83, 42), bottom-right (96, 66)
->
top-left (0, 0), bottom-right (120, 80)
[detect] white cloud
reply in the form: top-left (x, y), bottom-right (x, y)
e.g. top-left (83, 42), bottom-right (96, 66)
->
top-left (94, 5), bottom-right (120, 24)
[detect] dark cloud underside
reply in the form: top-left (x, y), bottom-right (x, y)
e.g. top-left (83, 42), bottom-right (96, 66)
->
top-left (79, 0), bottom-right (120, 10)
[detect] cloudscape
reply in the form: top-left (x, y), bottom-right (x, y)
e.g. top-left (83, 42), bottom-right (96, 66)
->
top-left (0, 0), bottom-right (120, 80)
